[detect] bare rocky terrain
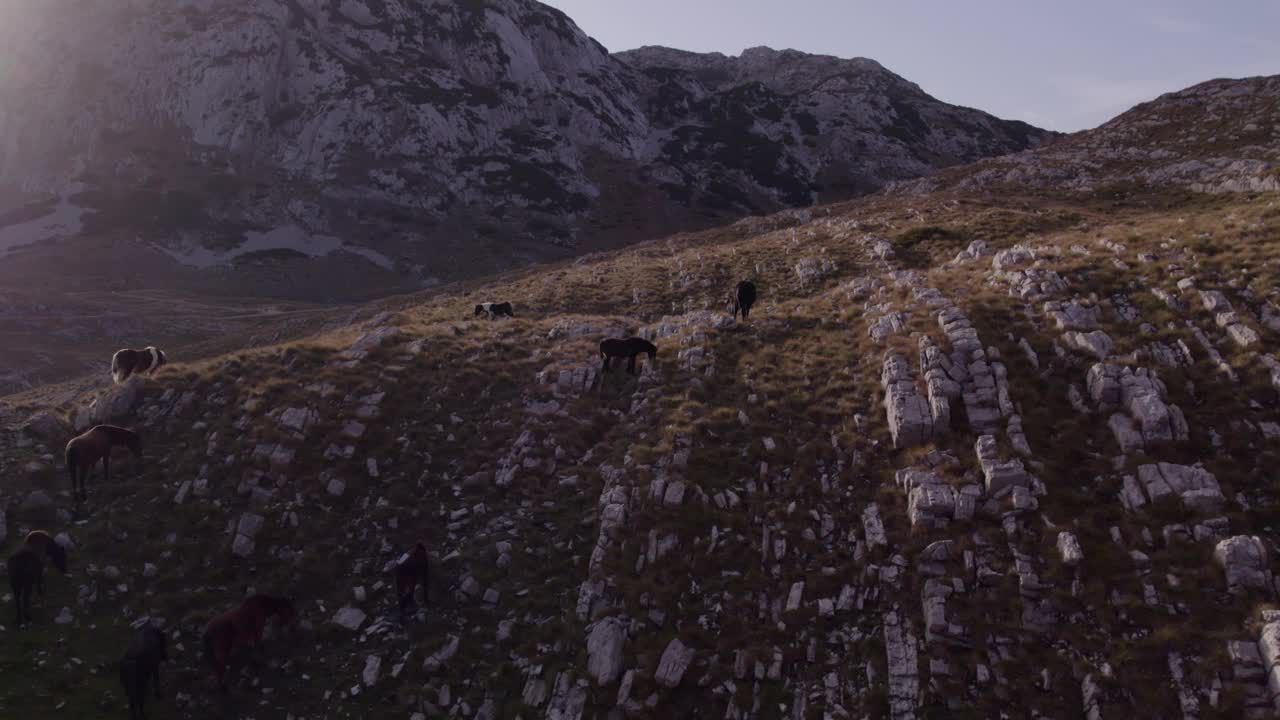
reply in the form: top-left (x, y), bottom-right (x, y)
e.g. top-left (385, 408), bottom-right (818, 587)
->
top-left (0, 69), bottom-right (1278, 719)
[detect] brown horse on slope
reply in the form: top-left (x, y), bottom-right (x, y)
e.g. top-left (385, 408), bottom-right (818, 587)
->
top-left (65, 425), bottom-right (142, 501)
top-left (7, 530), bottom-right (69, 625)
top-left (393, 543), bottom-right (431, 616)
top-left (202, 594), bottom-right (298, 691)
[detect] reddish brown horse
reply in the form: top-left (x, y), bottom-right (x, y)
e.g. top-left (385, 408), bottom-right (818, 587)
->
top-left (65, 425), bottom-right (142, 500)
top-left (112, 346), bottom-right (167, 383)
top-left (393, 543), bottom-right (431, 615)
top-left (202, 595), bottom-right (298, 691)
top-left (7, 530), bottom-right (69, 625)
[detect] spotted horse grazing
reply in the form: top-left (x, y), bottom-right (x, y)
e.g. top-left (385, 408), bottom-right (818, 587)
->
top-left (111, 346), bottom-right (168, 383)
top-left (474, 302), bottom-right (514, 320)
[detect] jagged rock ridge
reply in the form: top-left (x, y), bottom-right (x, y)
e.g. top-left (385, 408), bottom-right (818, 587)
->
top-left (894, 75), bottom-right (1280, 196)
top-left (0, 0), bottom-right (1053, 294)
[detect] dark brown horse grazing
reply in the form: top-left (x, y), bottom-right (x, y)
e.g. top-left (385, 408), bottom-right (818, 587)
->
top-left (393, 543), bottom-right (431, 615)
top-left (120, 626), bottom-right (168, 720)
top-left (202, 595), bottom-right (298, 692)
top-left (7, 530), bottom-right (69, 625)
top-left (732, 280), bottom-right (757, 320)
top-left (112, 346), bottom-right (167, 383)
top-left (65, 425), bottom-right (142, 501)
top-left (600, 337), bottom-right (657, 375)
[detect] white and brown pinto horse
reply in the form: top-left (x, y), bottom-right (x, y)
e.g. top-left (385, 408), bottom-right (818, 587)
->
top-left (111, 347), bottom-right (167, 383)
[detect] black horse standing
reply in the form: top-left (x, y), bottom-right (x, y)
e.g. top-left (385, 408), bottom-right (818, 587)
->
top-left (120, 626), bottom-right (168, 719)
top-left (732, 280), bottom-right (757, 320)
top-left (600, 337), bottom-right (657, 375)
top-left (7, 531), bottom-right (69, 625)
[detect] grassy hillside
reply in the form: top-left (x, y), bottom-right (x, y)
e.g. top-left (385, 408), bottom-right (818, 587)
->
top-left (0, 186), bottom-right (1278, 718)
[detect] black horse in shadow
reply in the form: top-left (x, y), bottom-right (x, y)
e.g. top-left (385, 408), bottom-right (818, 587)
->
top-left (600, 337), bottom-right (657, 375)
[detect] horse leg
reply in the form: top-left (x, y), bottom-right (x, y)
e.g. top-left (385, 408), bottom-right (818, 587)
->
top-left (10, 576), bottom-right (22, 625)
top-left (214, 649), bottom-right (229, 692)
top-left (22, 583), bottom-right (34, 624)
top-left (627, 355), bottom-right (636, 374)
top-left (103, 454), bottom-right (111, 485)
top-left (135, 676), bottom-right (147, 720)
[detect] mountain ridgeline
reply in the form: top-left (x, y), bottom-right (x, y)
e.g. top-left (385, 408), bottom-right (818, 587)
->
top-left (0, 0), bottom-right (1053, 298)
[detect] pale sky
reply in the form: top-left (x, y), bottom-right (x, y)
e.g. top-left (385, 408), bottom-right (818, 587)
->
top-left (541, 0), bottom-right (1280, 132)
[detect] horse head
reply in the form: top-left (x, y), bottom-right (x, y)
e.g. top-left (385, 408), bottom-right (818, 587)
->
top-left (279, 597), bottom-right (300, 627)
top-left (123, 431), bottom-right (144, 471)
top-left (127, 433), bottom-right (143, 459)
top-left (48, 542), bottom-right (68, 574)
top-left (144, 627), bottom-right (168, 660)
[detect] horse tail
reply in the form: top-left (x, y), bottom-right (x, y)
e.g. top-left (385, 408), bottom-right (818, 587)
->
top-left (119, 657), bottom-right (138, 701)
top-left (202, 626), bottom-right (216, 670)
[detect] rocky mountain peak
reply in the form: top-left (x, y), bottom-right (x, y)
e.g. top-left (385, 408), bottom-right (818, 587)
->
top-left (0, 0), bottom-right (1053, 303)
top-left (894, 74), bottom-right (1280, 196)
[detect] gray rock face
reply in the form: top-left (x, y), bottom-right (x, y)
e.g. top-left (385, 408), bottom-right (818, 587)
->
top-left (1225, 322), bottom-right (1261, 348)
top-left (1044, 300), bottom-right (1101, 330)
top-left (654, 638), bottom-right (694, 688)
top-left (1062, 330), bottom-right (1114, 360)
top-left (884, 611), bottom-right (920, 719)
top-left (23, 411), bottom-right (70, 442)
top-left (975, 435), bottom-right (1029, 494)
top-left (0, 3), bottom-right (1052, 297)
top-left (1199, 290), bottom-right (1233, 314)
top-left (20, 490), bottom-right (54, 513)
top-left (1107, 414), bottom-right (1145, 454)
top-left (362, 655), bottom-right (382, 686)
top-left (897, 469), bottom-right (973, 529)
top-left (1089, 364), bottom-right (1188, 450)
top-left (935, 307), bottom-right (1006, 433)
top-left (87, 376), bottom-right (146, 425)
top-left (1057, 532), bottom-right (1084, 566)
top-left (882, 354), bottom-right (935, 449)
top-left (992, 245), bottom-right (1036, 272)
top-left (862, 503), bottom-right (889, 549)
top-left (331, 607), bottom-right (367, 631)
top-left (585, 617), bottom-right (627, 685)
top-left (1125, 463), bottom-right (1225, 513)
top-left (339, 327), bottom-right (402, 362)
top-left (1214, 536), bottom-right (1272, 594)
top-left (230, 512), bottom-right (265, 557)
top-left (278, 407), bottom-right (319, 433)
